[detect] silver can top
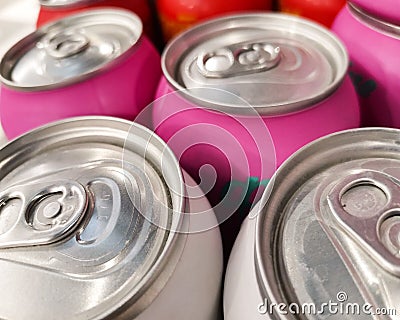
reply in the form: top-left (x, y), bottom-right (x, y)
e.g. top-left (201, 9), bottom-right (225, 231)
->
top-left (0, 117), bottom-right (187, 319)
top-left (255, 128), bottom-right (400, 319)
top-left (0, 9), bottom-right (142, 91)
top-left (348, 3), bottom-right (400, 39)
top-left (39, 0), bottom-right (102, 8)
top-left (163, 13), bottom-right (348, 116)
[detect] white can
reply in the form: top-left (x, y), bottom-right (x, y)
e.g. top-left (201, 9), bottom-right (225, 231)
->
top-left (0, 117), bottom-right (223, 320)
top-left (225, 128), bottom-right (400, 320)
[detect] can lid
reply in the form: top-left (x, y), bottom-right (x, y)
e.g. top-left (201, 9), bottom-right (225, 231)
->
top-left (348, 3), bottom-right (400, 38)
top-left (39, 0), bottom-right (101, 8)
top-left (0, 9), bottom-right (142, 91)
top-left (0, 117), bottom-right (187, 319)
top-left (349, 0), bottom-right (400, 25)
top-left (255, 128), bottom-right (400, 318)
top-left (163, 13), bottom-right (348, 116)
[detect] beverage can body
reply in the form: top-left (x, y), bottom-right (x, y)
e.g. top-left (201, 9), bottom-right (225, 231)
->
top-left (0, 116), bottom-right (223, 320)
top-left (225, 127), bottom-right (400, 320)
top-left (332, 4), bottom-right (400, 127)
top-left (153, 13), bottom-right (360, 254)
top-left (0, 9), bottom-right (161, 139)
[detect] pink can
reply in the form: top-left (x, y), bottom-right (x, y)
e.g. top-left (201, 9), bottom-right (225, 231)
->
top-left (152, 13), bottom-right (360, 255)
top-left (0, 9), bottom-right (161, 139)
top-left (350, 0), bottom-right (400, 24)
top-left (332, 3), bottom-right (400, 127)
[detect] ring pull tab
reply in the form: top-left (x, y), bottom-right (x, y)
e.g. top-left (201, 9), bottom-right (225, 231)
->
top-left (43, 29), bottom-right (90, 59)
top-left (197, 42), bottom-right (281, 78)
top-left (327, 170), bottom-right (400, 276)
top-left (0, 180), bottom-right (88, 249)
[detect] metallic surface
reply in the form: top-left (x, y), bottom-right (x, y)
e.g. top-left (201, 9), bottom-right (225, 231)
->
top-left (349, 3), bottom-right (400, 38)
top-left (162, 13), bottom-right (348, 115)
top-left (0, 9), bottom-right (143, 90)
top-left (39, 0), bottom-right (101, 8)
top-left (256, 128), bottom-right (400, 318)
top-left (0, 117), bottom-right (188, 319)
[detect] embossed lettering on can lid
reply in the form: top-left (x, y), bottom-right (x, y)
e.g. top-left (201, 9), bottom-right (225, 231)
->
top-left (0, 9), bottom-right (142, 91)
top-left (0, 117), bottom-right (187, 319)
top-left (254, 128), bottom-right (400, 318)
top-left (39, 0), bottom-right (102, 8)
top-left (163, 13), bottom-right (348, 116)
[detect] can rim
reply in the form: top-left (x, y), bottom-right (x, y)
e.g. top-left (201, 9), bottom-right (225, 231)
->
top-left (161, 12), bottom-right (349, 116)
top-left (253, 127), bottom-right (400, 314)
top-left (348, 2), bottom-right (400, 38)
top-left (0, 8), bottom-right (143, 92)
top-left (0, 116), bottom-right (188, 318)
top-left (39, 0), bottom-right (102, 9)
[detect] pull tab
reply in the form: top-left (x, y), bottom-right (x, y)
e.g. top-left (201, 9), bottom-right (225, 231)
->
top-left (43, 29), bottom-right (90, 59)
top-left (0, 180), bottom-right (88, 249)
top-left (327, 170), bottom-right (400, 276)
top-left (197, 42), bottom-right (281, 78)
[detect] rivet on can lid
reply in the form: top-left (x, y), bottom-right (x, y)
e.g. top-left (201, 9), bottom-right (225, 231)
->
top-left (163, 13), bottom-right (348, 115)
top-left (0, 117), bottom-right (187, 319)
top-left (0, 9), bottom-right (143, 90)
top-left (255, 128), bottom-right (400, 316)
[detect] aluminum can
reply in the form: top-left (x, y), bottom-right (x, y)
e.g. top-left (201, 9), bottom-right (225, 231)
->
top-left (0, 9), bottom-right (161, 139)
top-left (278, 0), bottom-right (346, 27)
top-left (225, 128), bottom-right (400, 319)
top-left (156, 0), bottom-right (272, 43)
top-left (0, 116), bottom-right (223, 320)
top-left (350, 0), bottom-right (400, 24)
top-left (332, 3), bottom-right (400, 127)
top-left (37, 0), bottom-right (156, 41)
top-left (152, 13), bottom-right (360, 256)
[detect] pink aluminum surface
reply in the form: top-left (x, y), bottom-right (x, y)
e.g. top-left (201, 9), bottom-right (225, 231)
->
top-left (153, 75), bottom-right (360, 210)
top-left (332, 6), bottom-right (400, 128)
top-left (0, 36), bottom-right (161, 139)
top-left (350, 0), bottom-right (400, 24)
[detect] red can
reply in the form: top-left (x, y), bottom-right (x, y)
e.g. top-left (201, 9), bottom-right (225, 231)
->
top-left (37, 0), bottom-right (156, 41)
top-left (156, 0), bottom-right (272, 43)
top-left (279, 0), bottom-right (346, 27)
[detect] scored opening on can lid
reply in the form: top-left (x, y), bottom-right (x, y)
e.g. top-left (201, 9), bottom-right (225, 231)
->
top-left (0, 117), bottom-right (187, 319)
top-left (255, 128), bottom-right (400, 318)
top-left (162, 13), bottom-right (349, 116)
top-left (0, 9), bottom-right (143, 91)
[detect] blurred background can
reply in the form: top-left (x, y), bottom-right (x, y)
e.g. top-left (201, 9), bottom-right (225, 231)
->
top-left (152, 13), bottom-right (360, 258)
top-left (332, 2), bottom-right (400, 128)
top-left (37, 0), bottom-right (157, 43)
top-left (0, 9), bottom-right (161, 139)
top-left (156, 0), bottom-right (273, 43)
top-left (0, 116), bottom-right (223, 320)
top-left (225, 128), bottom-right (400, 319)
top-left (350, 0), bottom-right (399, 24)
top-left (278, 0), bottom-right (346, 27)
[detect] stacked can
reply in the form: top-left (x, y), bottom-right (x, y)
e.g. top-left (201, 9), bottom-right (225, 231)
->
top-left (225, 128), bottom-right (400, 319)
top-left (152, 13), bottom-right (360, 256)
top-left (332, 2), bottom-right (400, 128)
top-left (0, 117), bottom-right (223, 320)
top-left (278, 0), bottom-right (346, 27)
top-left (37, 0), bottom-right (156, 42)
top-left (0, 9), bottom-right (161, 139)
